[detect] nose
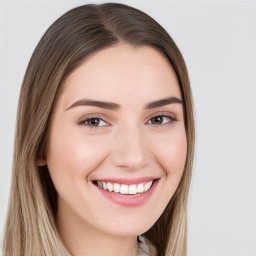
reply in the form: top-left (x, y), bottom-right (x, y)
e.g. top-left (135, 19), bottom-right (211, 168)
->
top-left (111, 125), bottom-right (149, 170)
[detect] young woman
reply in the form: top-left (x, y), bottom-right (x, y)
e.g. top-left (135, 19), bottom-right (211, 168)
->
top-left (2, 3), bottom-right (194, 256)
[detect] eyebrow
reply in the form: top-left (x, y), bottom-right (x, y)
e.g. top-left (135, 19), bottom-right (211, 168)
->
top-left (66, 96), bottom-right (182, 111)
top-left (145, 97), bottom-right (183, 109)
top-left (66, 99), bottom-right (120, 110)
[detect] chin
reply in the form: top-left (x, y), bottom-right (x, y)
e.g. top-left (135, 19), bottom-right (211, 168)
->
top-left (94, 212), bottom-right (159, 237)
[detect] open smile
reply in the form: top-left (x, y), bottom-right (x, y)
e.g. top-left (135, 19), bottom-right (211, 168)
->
top-left (92, 178), bottom-right (159, 207)
top-left (95, 180), bottom-right (154, 195)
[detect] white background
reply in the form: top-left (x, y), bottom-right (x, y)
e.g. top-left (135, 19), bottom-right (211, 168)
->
top-left (0, 0), bottom-right (255, 255)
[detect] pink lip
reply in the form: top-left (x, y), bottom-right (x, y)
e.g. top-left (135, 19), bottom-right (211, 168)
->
top-left (93, 176), bottom-right (157, 185)
top-left (93, 178), bottom-right (159, 207)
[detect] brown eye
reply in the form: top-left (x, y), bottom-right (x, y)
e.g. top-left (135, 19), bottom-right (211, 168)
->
top-left (151, 116), bottom-right (164, 124)
top-left (82, 118), bottom-right (108, 127)
top-left (148, 115), bottom-right (175, 125)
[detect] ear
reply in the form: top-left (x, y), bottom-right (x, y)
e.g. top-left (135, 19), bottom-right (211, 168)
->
top-left (37, 151), bottom-right (47, 166)
top-left (37, 158), bottom-right (47, 166)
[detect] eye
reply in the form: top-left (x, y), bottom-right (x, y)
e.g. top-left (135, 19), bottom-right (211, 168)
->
top-left (80, 117), bottom-right (108, 127)
top-left (147, 115), bottom-right (175, 125)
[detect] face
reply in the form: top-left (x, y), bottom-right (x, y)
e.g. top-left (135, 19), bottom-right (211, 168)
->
top-left (41, 45), bottom-right (187, 237)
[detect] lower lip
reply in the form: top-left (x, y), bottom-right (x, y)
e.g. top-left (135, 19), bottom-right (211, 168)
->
top-left (94, 180), bottom-right (159, 207)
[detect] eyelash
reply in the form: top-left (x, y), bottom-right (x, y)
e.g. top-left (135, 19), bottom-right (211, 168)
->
top-left (78, 113), bottom-right (176, 128)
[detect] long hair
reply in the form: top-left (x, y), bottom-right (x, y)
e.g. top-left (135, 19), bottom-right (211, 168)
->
top-left (2, 3), bottom-right (194, 256)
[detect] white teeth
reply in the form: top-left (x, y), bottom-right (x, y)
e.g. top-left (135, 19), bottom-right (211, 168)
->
top-left (107, 182), bottom-right (114, 192)
top-left (137, 183), bottom-right (145, 193)
top-left (120, 184), bottom-right (129, 194)
top-left (129, 184), bottom-right (137, 195)
top-left (113, 183), bottom-right (120, 193)
top-left (96, 180), bottom-right (154, 195)
top-left (145, 181), bottom-right (153, 192)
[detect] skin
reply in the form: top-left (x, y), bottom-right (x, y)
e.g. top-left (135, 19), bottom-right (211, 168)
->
top-left (39, 44), bottom-right (187, 256)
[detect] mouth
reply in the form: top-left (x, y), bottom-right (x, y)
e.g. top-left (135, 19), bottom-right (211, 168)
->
top-left (93, 179), bottom-right (156, 196)
top-left (92, 178), bottom-right (159, 207)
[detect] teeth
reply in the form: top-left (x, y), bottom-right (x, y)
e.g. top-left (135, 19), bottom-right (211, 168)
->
top-left (97, 181), bottom-right (103, 188)
top-left (114, 183), bottom-right (120, 193)
top-left (96, 180), bottom-right (154, 195)
top-left (120, 184), bottom-right (129, 194)
top-left (137, 183), bottom-right (145, 193)
top-left (107, 182), bottom-right (114, 192)
top-left (145, 181), bottom-right (153, 192)
top-left (129, 184), bottom-right (137, 195)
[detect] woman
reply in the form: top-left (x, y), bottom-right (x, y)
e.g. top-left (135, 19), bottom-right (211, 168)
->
top-left (2, 3), bottom-right (194, 256)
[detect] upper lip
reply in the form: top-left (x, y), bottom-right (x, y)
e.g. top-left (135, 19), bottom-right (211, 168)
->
top-left (92, 177), bottom-right (158, 185)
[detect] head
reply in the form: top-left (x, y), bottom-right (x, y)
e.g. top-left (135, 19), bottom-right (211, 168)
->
top-left (3, 3), bottom-right (194, 256)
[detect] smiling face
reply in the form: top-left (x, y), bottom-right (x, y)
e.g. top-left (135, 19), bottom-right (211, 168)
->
top-left (41, 44), bottom-right (187, 239)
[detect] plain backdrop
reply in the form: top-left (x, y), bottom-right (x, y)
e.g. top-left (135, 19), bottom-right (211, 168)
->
top-left (0, 0), bottom-right (255, 255)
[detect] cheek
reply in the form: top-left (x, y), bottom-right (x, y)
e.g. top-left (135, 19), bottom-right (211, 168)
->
top-left (45, 126), bottom-right (110, 188)
top-left (166, 134), bottom-right (187, 174)
top-left (152, 127), bottom-right (187, 177)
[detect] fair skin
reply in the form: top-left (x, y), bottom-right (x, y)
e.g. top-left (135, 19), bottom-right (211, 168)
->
top-left (39, 44), bottom-right (187, 256)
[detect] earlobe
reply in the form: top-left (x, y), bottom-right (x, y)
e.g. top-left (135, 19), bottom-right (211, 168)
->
top-left (37, 151), bottom-right (47, 166)
top-left (37, 158), bottom-right (47, 166)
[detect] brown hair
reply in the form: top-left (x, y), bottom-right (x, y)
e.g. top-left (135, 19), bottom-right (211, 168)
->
top-left (2, 3), bottom-right (194, 256)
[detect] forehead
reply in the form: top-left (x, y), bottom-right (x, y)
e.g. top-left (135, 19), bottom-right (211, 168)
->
top-left (60, 44), bottom-right (181, 106)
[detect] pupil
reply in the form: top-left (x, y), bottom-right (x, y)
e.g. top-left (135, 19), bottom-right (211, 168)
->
top-left (152, 116), bottom-right (163, 124)
top-left (89, 118), bottom-right (99, 126)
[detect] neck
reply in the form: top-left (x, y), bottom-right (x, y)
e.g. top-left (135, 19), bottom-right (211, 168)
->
top-left (56, 198), bottom-right (138, 256)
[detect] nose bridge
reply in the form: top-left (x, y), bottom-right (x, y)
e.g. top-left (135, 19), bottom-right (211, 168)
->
top-left (111, 123), bottom-right (148, 170)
